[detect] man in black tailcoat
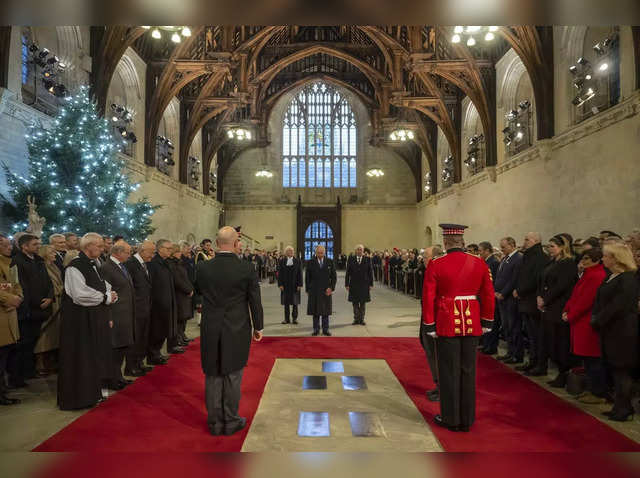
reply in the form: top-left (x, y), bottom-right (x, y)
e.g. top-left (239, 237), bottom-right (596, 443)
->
top-left (124, 241), bottom-right (155, 374)
top-left (345, 244), bottom-right (373, 326)
top-left (196, 226), bottom-right (263, 436)
top-left (305, 245), bottom-right (337, 336)
top-left (147, 239), bottom-right (179, 364)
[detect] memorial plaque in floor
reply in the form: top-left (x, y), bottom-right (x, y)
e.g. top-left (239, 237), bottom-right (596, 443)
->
top-left (302, 376), bottom-right (327, 390)
top-left (342, 376), bottom-right (367, 390)
top-left (322, 361), bottom-right (345, 373)
top-left (348, 412), bottom-right (384, 437)
top-left (297, 412), bottom-right (330, 437)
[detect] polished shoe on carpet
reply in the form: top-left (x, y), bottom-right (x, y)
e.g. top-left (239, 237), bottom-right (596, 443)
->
top-left (209, 425), bottom-right (224, 436)
top-left (140, 365), bottom-right (154, 372)
top-left (168, 347), bottom-right (185, 354)
top-left (0, 394), bottom-right (21, 405)
top-left (426, 388), bottom-right (440, 402)
top-left (120, 378), bottom-right (135, 385)
top-left (433, 414), bottom-right (460, 432)
top-left (322, 331), bottom-right (332, 336)
top-left (311, 331), bottom-right (319, 336)
top-left (224, 417), bottom-right (247, 436)
top-left (515, 362), bottom-right (535, 372)
top-left (504, 357), bottom-right (524, 365)
top-left (105, 381), bottom-right (125, 391)
top-left (147, 357), bottom-right (168, 365)
top-left (525, 368), bottom-right (548, 377)
top-left (124, 368), bottom-right (146, 377)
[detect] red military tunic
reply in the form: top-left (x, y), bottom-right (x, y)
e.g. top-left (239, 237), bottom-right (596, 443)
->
top-left (422, 249), bottom-right (495, 337)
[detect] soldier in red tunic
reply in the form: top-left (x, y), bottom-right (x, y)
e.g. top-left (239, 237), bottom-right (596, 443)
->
top-left (422, 223), bottom-right (495, 432)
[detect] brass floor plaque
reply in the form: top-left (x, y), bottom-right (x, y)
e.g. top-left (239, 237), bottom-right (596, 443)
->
top-left (322, 361), bottom-right (345, 373)
top-left (297, 412), bottom-right (330, 437)
top-left (348, 412), bottom-right (384, 437)
top-left (302, 376), bottom-right (328, 390)
top-left (342, 376), bottom-right (367, 390)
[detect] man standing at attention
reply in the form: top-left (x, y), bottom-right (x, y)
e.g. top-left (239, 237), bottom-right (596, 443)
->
top-left (345, 244), bottom-right (373, 326)
top-left (305, 245), bottom-right (337, 336)
top-left (423, 224), bottom-right (495, 432)
top-left (196, 226), bottom-right (263, 436)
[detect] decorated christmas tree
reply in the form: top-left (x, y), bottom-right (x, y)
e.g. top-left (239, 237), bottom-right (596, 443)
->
top-left (1, 86), bottom-right (156, 242)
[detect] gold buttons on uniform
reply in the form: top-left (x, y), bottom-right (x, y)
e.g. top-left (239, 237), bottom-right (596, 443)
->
top-left (467, 328), bottom-right (473, 333)
top-left (455, 328), bottom-right (461, 334)
top-left (455, 319), bottom-right (461, 324)
top-left (466, 319), bottom-right (472, 325)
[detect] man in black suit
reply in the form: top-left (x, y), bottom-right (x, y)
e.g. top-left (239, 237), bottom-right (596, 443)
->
top-left (124, 240), bottom-right (156, 374)
top-left (305, 245), bottom-right (337, 336)
top-left (478, 241), bottom-right (500, 354)
top-left (196, 226), bottom-right (263, 436)
top-left (494, 237), bottom-right (524, 364)
top-left (514, 232), bottom-right (550, 374)
top-left (48, 234), bottom-right (67, 275)
top-left (345, 244), bottom-right (373, 325)
top-left (99, 240), bottom-right (136, 389)
top-left (147, 239), bottom-right (180, 364)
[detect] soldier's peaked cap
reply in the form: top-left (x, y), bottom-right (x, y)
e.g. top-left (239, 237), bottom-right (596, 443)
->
top-left (439, 223), bottom-right (468, 236)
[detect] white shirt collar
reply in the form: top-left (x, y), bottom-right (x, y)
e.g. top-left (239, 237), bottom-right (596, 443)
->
top-left (134, 253), bottom-right (145, 265)
top-left (507, 250), bottom-right (518, 259)
top-left (110, 256), bottom-right (121, 265)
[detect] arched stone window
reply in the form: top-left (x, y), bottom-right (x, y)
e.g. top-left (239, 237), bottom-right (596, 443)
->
top-left (282, 82), bottom-right (357, 189)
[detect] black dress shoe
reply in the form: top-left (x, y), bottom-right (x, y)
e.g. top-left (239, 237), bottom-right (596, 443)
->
top-left (496, 354), bottom-right (512, 362)
top-left (360, 321), bottom-right (366, 326)
top-left (178, 339), bottom-right (189, 347)
top-left (352, 320), bottom-right (359, 325)
top-left (209, 426), bottom-right (224, 436)
top-left (515, 362), bottom-right (534, 372)
top-left (120, 378), bottom-right (135, 385)
top-left (168, 347), bottom-right (185, 354)
top-left (601, 409), bottom-right (616, 417)
top-left (0, 395), bottom-right (20, 405)
top-left (311, 331), bottom-right (319, 336)
top-left (433, 414), bottom-right (458, 431)
top-left (426, 388), bottom-right (440, 402)
top-left (608, 411), bottom-right (634, 422)
top-left (124, 368), bottom-right (146, 377)
top-left (147, 358), bottom-right (167, 366)
top-left (481, 349), bottom-right (497, 355)
top-left (504, 357), bottom-right (524, 365)
top-left (224, 417), bottom-right (247, 435)
top-left (292, 319), bottom-right (298, 325)
top-left (281, 320), bottom-right (291, 324)
top-left (525, 368), bottom-right (547, 377)
top-left (322, 331), bottom-right (332, 336)
top-left (106, 381), bottom-right (125, 391)
top-left (547, 372), bottom-right (567, 388)
top-left (140, 365), bottom-right (154, 372)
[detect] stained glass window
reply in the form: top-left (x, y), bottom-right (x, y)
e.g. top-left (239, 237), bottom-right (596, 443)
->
top-left (304, 221), bottom-right (334, 260)
top-left (282, 82), bottom-right (357, 188)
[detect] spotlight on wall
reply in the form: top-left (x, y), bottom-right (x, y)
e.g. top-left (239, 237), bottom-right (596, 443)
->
top-left (366, 168), bottom-right (385, 177)
top-left (389, 129), bottom-right (414, 141)
top-left (226, 127), bottom-right (252, 141)
top-left (451, 26), bottom-right (498, 47)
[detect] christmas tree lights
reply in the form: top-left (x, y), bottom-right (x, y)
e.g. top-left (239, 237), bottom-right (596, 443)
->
top-left (1, 86), bottom-right (157, 242)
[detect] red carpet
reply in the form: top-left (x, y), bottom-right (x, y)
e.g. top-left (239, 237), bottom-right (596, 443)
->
top-left (34, 337), bottom-right (640, 452)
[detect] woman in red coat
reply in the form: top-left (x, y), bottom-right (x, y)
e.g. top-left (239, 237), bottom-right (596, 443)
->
top-left (562, 248), bottom-right (607, 403)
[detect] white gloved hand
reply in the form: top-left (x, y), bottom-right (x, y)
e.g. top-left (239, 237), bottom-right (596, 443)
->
top-left (428, 331), bottom-right (437, 338)
top-left (482, 327), bottom-right (491, 334)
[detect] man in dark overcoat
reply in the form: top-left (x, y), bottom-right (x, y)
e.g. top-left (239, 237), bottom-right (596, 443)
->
top-left (147, 239), bottom-right (179, 364)
top-left (99, 240), bottom-right (135, 389)
top-left (305, 245), bottom-right (337, 336)
top-left (345, 244), bottom-right (373, 325)
top-left (277, 246), bottom-right (303, 324)
top-left (196, 226), bottom-right (263, 436)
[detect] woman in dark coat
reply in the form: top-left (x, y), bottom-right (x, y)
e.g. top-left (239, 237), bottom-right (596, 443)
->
top-left (167, 246), bottom-right (194, 347)
top-left (277, 246), bottom-right (302, 325)
top-left (591, 243), bottom-right (639, 421)
top-left (562, 248), bottom-right (607, 403)
top-left (536, 235), bottom-right (578, 387)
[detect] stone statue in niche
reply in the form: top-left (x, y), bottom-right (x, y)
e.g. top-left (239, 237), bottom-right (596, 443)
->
top-left (26, 195), bottom-right (45, 237)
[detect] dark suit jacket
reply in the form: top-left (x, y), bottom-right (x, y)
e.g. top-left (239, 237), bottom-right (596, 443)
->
top-left (147, 254), bottom-right (177, 343)
top-left (124, 256), bottom-right (152, 321)
top-left (516, 243), bottom-right (550, 314)
top-left (195, 252), bottom-right (263, 376)
top-left (485, 255), bottom-right (499, 284)
top-left (538, 257), bottom-right (578, 322)
top-left (345, 255), bottom-right (373, 303)
top-left (494, 251), bottom-right (523, 298)
top-left (305, 257), bottom-right (337, 316)
top-left (99, 259), bottom-right (135, 348)
top-left (168, 257), bottom-right (194, 321)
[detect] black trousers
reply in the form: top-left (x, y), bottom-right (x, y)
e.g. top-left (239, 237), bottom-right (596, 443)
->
top-left (312, 315), bottom-right (329, 333)
top-left (539, 319), bottom-right (571, 373)
top-left (352, 302), bottom-right (366, 323)
top-left (419, 325), bottom-right (439, 386)
top-left (522, 311), bottom-right (540, 366)
top-left (437, 336), bottom-right (480, 428)
top-left (147, 338), bottom-right (165, 361)
top-left (284, 304), bottom-right (298, 322)
top-left (482, 304), bottom-right (501, 353)
top-left (0, 344), bottom-right (13, 393)
top-left (205, 368), bottom-right (244, 433)
top-left (8, 318), bottom-right (42, 383)
top-left (583, 356), bottom-right (607, 397)
top-left (126, 314), bottom-right (150, 370)
top-left (499, 298), bottom-right (524, 360)
top-left (611, 367), bottom-right (634, 414)
top-left (112, 346), bottom-right (127, 382)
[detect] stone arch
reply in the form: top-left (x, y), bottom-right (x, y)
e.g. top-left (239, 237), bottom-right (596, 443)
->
top-left (498, 48), bottom-right (529, 110)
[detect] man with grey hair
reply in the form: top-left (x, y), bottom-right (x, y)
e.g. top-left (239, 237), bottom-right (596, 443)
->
top-left (58, 233), bottom-right (118, 409)
top-left (345, 244), bottom-right (373, 326)
top-left (147, 239), bottom-right (180, 364)
top-left (99, 240), bottom-right (135, 389)
top-left (305, 245), bottom-right (337, 336)
top-left (196, 226), bottom-right (263, 436)
top-left (49, 233), bottom-right (67, 274)
top-left (124, 240), bottom-right (156, 374)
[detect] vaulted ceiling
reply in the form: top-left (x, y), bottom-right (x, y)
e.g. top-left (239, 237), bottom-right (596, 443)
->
top-left (89, 26), bottom-right (554, 200)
